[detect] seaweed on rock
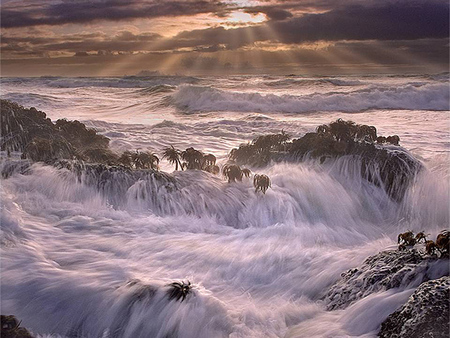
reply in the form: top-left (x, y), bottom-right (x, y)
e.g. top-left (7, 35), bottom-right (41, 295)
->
top-left (230, 131), bottom-right (290, 167)
top-left (1, 100), bottom-right (55, 154)
top-left (1, 100), bottom-right (110, 163)
top-left (229, 119), bottom-right (422, 201)
top-left (167, 281), bottom-right (192, 302)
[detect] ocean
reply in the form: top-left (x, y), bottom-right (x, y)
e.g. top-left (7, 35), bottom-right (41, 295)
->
top-left (1, 74), bottom-right (449, 337)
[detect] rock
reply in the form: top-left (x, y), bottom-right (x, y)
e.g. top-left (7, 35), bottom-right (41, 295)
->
top-left (1, 100), bottom-right (110, 163)
top-left (229, 120), bottom-right (423, 201)
top-left (323, 250), bottom-right (449, 310)
top-left (0, 315), bottom-right (34, 338)
top-left (378, 276), bottom-right (450, 338)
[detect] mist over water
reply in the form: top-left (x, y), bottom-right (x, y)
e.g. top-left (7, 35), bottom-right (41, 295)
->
top-left (1, 74), bottom-right (449, 337)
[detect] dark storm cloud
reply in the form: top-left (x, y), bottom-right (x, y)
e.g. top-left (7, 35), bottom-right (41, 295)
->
top-left (1, 0), bottom-right (227, 28)
top-left (2, 0), bottom-right (448, 73)
top-left (245, 7), bottom-right (293, 21)
top-left (269, 2), bottom-right (449, 43)
top-left (1, 31), bottom-right (162, 56)
top-left (167, 1), bottom-right (449, 50)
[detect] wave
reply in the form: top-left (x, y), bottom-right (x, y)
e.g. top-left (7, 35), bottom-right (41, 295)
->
top-left (1, 156), bottom-right (448, 337)
top-left (0, 92), bottom-right (65, 111)
top-left (1, 76), bottom-right (200, 89)
top-left (3, 157), bottom-right (443, 235)
top-left (134, 84), bottom-right (176, 95)
top-left (172, 83), bottom-right (449, 113)
top-left (265, 78), bottom-right (364, 88)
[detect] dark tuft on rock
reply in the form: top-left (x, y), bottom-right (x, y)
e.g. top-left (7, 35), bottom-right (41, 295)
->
top-left (1, 315), bottom-right (33, 338)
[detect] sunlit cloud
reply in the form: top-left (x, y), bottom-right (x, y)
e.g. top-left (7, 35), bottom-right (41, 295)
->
top-left (1, 0), bottom-right (448, 75)
top-left (221, 10), bottom-right (267, 28)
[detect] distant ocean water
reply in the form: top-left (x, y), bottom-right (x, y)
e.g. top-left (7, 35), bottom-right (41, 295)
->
top-left (1, 74), bottom-right (449, 337)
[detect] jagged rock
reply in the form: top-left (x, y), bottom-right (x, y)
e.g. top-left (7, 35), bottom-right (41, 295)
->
top-left (1, 315), bottom-right (34, 338)
top-left (0, 100), bottom-right (164, 170)
top-left (378, 276), bottom-right (450, 338)
top-left (1, 100), bottom-right (110, 163)
top-left (323, 250), bottom-right (449, 310)
top-left (1, 101), bottom-right (56, 153)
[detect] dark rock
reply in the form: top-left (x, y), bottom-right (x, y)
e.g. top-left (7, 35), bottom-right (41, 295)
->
top-left (229, 119), bottom-right (423, 201)
top-left (378, 276), bottom-right (450, 338)
top-left (230, 131), bottom-right (289, 167)
top-left (54, 118), bottom-right (109, 150)
top-left (21, 137), bottom-right (75, 163)
top-left (1, 101), bottom-right (55, 153)
top-left (1, 315), bottom-right (34, 338)
top-left (0, 159), bottom-right (32, 179)
top-left (323, 250), bottom-right (449, 310)
top-left (1, 100), bottom-right (111, 164)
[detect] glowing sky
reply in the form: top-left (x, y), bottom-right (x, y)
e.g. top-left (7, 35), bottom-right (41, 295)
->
top-left (1, 0), bottom-right (448, 76)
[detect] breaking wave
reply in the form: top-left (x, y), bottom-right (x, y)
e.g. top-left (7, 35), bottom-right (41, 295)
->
top-left (172, 83), bottom-right (449, 113)
top-left (265, 78), bottom-right (364, 88)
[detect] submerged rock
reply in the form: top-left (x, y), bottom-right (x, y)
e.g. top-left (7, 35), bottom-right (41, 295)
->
top-left (378, 276), bottom-right (450, 338)
top-left (323, 250), bottom-right (449, 310)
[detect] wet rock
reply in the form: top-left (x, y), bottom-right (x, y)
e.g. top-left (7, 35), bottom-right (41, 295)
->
top-left (0, 159), bottom-right (32, 179)
top-left (21, 137), bottom-right (75, 163)
top-left (1, 101), bottom-right (55, 153)
top-left (229, 119), bottom-right (422, 201)
top-left (230, 131), bottom-right (290, 167)
top-left (54, 118), bottom-right (109, 150)
top-left (1, 100), bottom-right (110, 163)
top-left (323, 250), bottom-right (449, 310)
top-left (378, 276), bottom-right (449, 338)
top-left (1, 315), bottom-right (33, 338)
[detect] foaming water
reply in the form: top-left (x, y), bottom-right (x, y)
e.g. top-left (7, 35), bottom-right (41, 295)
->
top-left (172, 83), bottom-right (449, 113)
top-left (1, 74), bottom-right (449, 337)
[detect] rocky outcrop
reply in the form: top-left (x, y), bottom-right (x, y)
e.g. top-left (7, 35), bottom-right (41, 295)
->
top-left (1, 100), bottom-right (110, 163)
top-left (229, 119), bottom-right (423, 201)
top-left (378, 276), bottom-right (449, 338)
top-left (323, 250), bottom-right (449, 310)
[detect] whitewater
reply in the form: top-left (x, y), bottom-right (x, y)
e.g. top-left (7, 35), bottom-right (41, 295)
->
top-left (1, 74), bottom-right (449, 337)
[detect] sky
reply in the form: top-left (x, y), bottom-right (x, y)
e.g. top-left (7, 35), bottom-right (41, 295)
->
top-left (1, 0), bottom-right (449, 76)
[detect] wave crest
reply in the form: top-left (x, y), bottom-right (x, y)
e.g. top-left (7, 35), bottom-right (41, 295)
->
top-left (172, 83), bottom-right (449, 113)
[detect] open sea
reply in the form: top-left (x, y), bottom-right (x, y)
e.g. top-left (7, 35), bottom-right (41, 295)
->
top-left (1, 73), bottom-right (449, 337)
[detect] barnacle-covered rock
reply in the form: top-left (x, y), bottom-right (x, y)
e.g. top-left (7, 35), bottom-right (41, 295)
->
top-left (378, 276), bottom-right (450, 338)
top-left (323, 250), bottom-right (449, 310)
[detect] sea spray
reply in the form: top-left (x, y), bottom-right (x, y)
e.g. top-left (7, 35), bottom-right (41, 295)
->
top-left (1, 74), bottom-right (449, 337)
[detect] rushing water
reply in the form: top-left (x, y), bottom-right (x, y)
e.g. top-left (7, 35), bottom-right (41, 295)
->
top-left (1, 74), bottom-right (449, 337)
